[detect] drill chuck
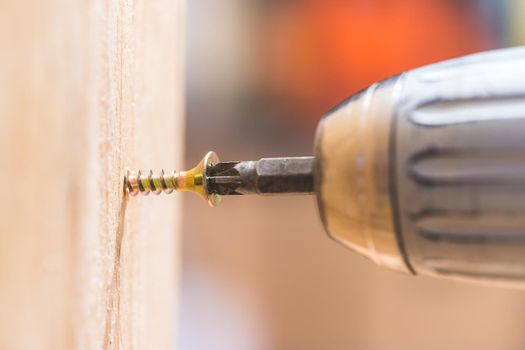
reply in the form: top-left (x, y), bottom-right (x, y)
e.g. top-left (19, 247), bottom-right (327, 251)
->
top-left (314, 47), bottom-right (525, 285)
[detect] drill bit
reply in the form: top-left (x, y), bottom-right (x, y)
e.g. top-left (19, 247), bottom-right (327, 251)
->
top-left (125, 152), bottom-right (314, 206)
top-left (207, 157), bottom-right (314, 196)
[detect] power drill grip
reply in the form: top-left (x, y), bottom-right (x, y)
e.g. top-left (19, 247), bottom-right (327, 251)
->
top-left (314, 47), bottom-right (525, 285)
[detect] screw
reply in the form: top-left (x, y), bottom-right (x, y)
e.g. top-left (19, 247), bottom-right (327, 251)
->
top-left (124, 151), bottom-right (222, 207)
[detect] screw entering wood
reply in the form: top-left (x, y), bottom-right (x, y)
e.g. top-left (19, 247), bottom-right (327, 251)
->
top-left (124, 151), bottom-right (222, 207)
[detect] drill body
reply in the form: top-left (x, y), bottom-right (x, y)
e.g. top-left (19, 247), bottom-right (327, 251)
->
top-left (314, 47), bottom-right (525, 285)
top-left (127, 47), bottom-right (525, 287)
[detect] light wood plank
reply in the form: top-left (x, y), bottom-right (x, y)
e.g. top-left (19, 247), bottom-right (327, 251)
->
top-left (0, 1), bottom-right (184, 349)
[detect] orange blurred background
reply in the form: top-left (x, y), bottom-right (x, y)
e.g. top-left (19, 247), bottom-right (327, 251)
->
top-left (181, 1), bottom-right (525, 349)
top-left (256, 0), bottom-right (493, 127)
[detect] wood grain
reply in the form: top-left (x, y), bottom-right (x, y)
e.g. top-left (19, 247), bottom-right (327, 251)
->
top-left (0, 1), bottom-right (184, 349)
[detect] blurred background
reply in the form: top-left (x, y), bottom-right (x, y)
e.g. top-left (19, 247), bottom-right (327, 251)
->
top-left (180, 1), bottom-right (525, 349)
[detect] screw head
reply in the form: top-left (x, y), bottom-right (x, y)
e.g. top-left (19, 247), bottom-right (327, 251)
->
top-left (202, 151), bottom-right (221, 207)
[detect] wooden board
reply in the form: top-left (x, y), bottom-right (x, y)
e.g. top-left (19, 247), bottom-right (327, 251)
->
top-left (0, 1), bottom-right (184, 349)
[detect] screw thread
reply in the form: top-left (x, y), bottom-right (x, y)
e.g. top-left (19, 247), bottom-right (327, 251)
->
top-left (125, 169), bottom-right (179, 196)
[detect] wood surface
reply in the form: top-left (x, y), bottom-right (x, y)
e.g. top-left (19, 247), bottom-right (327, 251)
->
top-left (0, 1), bottom-right (184, 349)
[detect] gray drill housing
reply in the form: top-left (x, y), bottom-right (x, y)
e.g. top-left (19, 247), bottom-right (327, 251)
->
top-left (314, 47), bottom-right (525, 285)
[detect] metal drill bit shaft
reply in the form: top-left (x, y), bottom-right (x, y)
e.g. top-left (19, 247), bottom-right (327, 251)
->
top-left (208, 157), bottom-right (314, 196)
